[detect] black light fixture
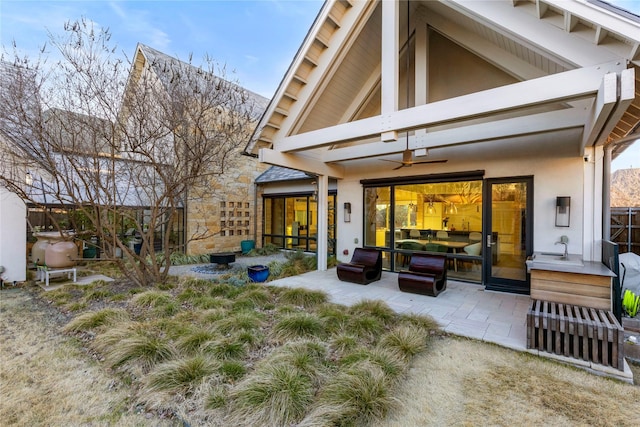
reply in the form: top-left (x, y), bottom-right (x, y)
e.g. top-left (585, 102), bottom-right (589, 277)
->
top-left (344, 202), bottom-right (351, 223)
top-left (555, 196), bottom-right (570, 227)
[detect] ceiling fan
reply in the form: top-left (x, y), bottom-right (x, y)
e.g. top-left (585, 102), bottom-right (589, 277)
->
top-left (380, 149), bottom-right (447, 170)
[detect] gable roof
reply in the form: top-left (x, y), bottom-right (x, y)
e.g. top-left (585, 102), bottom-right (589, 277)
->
top-left (255, 165), bottom-right (315, 183)
top-left (131, 43), bottom-right (269, 120)
top-left (246, 0), bottom-right (640, 174)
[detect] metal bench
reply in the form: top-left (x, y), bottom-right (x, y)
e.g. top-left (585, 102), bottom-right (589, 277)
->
top-left (37, 266), bottom-right (77, 287)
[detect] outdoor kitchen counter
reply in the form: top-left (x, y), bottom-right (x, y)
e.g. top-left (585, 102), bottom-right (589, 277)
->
top-left (526, 254), bottom-right (616, 310)
top-left (526, 256), bottom-right (616, 276)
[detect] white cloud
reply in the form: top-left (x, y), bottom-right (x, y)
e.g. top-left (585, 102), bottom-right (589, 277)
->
top-left (107, 1), bottom-right (171, 49)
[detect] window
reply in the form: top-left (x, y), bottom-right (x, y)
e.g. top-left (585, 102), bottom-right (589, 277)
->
top-left (363, 178), bottom-right (483, 281)
top-left (263, 193), bottom-right (336, 255)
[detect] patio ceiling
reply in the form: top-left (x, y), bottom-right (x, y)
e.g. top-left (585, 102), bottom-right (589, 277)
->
top-left (247, 0), bottom-right (640, 177)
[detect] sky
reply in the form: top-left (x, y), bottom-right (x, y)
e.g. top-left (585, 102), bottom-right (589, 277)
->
top-left (1, 0), bottom-right (638, 171)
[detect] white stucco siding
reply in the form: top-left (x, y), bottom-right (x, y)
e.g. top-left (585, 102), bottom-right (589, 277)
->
top-left (0, 187), bottom-right (27, 283)
top-left (334, 154), bottom-right (595, 264)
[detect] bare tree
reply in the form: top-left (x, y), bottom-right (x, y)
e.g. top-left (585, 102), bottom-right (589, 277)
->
top-left (0, 19), bottom-right (261, 286)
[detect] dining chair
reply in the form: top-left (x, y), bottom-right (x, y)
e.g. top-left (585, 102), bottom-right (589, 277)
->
top-left (436, 230), bottom-right (449, 240)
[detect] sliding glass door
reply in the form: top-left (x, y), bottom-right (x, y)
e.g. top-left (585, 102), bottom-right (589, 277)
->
top-left (483, 177), bottom-right (533, 294)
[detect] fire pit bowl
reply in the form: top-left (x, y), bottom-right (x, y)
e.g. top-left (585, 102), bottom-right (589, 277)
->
top-left (209, 252), bottom-right (236, 270)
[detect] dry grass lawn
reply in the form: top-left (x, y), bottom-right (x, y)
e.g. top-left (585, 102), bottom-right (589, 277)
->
top-left (1, 284), bottom-right (639, 426)
top-left (380, 337), bottom-right (640, 426)
top-left (0, 288), bottom-right (171, 426)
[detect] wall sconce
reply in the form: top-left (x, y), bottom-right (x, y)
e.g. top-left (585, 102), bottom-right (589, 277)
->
top-left (555, 196), bottom-right (570, 227)
top-left (25, 171), bottom-right (33, 186)
top-left (344, 202), bottom-right (351, 223)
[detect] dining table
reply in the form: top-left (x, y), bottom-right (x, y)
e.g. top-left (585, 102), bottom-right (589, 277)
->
top-left (395, 239), bottom-right (470, 271)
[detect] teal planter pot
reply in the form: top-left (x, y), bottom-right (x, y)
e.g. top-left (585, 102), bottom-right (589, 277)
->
top-left (240, 240), bottom-right (255, 254)
top-left (247, 265), bottom-right (269, 282)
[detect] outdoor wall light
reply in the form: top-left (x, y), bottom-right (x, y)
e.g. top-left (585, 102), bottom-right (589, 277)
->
top-left (25, 171), bottom-right (33, 186)
top-left (344, 202), bottom-right (351, 223)
top-left (555, 196), bottom-right (570, 227)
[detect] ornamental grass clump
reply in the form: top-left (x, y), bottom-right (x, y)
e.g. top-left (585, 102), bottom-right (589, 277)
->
top-left (64, 308), bottom-right (129, 333)
top-left (349, 299), bottom-right (396, 323)
top-left (261, 340), bottom-right (329, 386)
top-left (213, 311), bottom-right (264, 335)
top-left (279, 287), bottom-right (329, 308)
top-left (144, 355), bottom-right (218, 394)
top-left (378, 325), bottom-right (428, 360)
top-left (345, 314), bottom-right (385, 341)
top-left (309, 361), bottom-right (398, 426)
top-left (94, 325), bottom-right (176, 372)
top-left (339, 347), bottom-right (406, 380)
top-left (202, 336), bottom-right (248, 360)
top-left (271, 312), bottom-right (326, 342)
top-left (218, 360), bottom-right (247, 382)
top-left (226, 364), bottom-right (315, 426)
top-left (177, 329), bottom-right (218, 355)
top-left (130, 290), bottom-right (173, 308)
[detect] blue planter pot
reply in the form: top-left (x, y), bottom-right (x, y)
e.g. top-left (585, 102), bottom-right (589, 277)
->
top-left (240, 240), bottom-right (255, 254)
top-left (247, 265), bottom-right (270, 282)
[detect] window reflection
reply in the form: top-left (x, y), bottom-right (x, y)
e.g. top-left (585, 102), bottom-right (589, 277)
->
top-left (363, 180), bottom-right (483, 282)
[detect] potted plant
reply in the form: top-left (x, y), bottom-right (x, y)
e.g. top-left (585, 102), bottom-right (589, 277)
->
top-left (622, 289), bottom-right (640, 332)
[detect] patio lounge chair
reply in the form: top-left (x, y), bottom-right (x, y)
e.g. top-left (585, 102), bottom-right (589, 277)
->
top-left (337, 248), bottom-right (382, 285)
top-left (398, 253), bottom-right (447, 297)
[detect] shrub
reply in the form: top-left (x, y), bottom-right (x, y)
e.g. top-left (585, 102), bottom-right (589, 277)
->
top-left (248, 243), bottom-right (281, 256)
top-left (623, 289), bottom-right (640, 317)
top-left (227, 364), bottom-right (314, 426)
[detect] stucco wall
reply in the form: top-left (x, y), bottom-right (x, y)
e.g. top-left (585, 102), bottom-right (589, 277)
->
top-left (0, 187), bottom-right (27, 282)
top-left (334, 152), bottom-right (597, 264)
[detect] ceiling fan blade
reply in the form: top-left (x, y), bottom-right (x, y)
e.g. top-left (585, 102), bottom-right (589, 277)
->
top-left (392, 164), bottom-right (407, 170)
top-left (379, 159), bottom-right (403, 165)
top-left (413, 159), bottom-right (448, 165)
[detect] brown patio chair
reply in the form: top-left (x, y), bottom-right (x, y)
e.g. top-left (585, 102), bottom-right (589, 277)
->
top-left (398, 253), bottom-right (447, 297)
top-left (336, 248), bottom-right (382, 285)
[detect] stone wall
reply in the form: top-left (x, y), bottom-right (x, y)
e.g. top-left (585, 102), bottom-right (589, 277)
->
top-left (186, 150), bottom-right (268, 255)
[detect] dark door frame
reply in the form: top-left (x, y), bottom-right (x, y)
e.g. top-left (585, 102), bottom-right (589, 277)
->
top-left (483, 176), bottom-right (534, 294)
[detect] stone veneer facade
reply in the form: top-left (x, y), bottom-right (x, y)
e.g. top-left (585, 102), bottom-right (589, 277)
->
top-left (186, 149), bottom-right (268, 255)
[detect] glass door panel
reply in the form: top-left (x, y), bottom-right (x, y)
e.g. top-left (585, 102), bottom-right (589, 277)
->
top-left (484, 177), bottom-right (532, 294)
